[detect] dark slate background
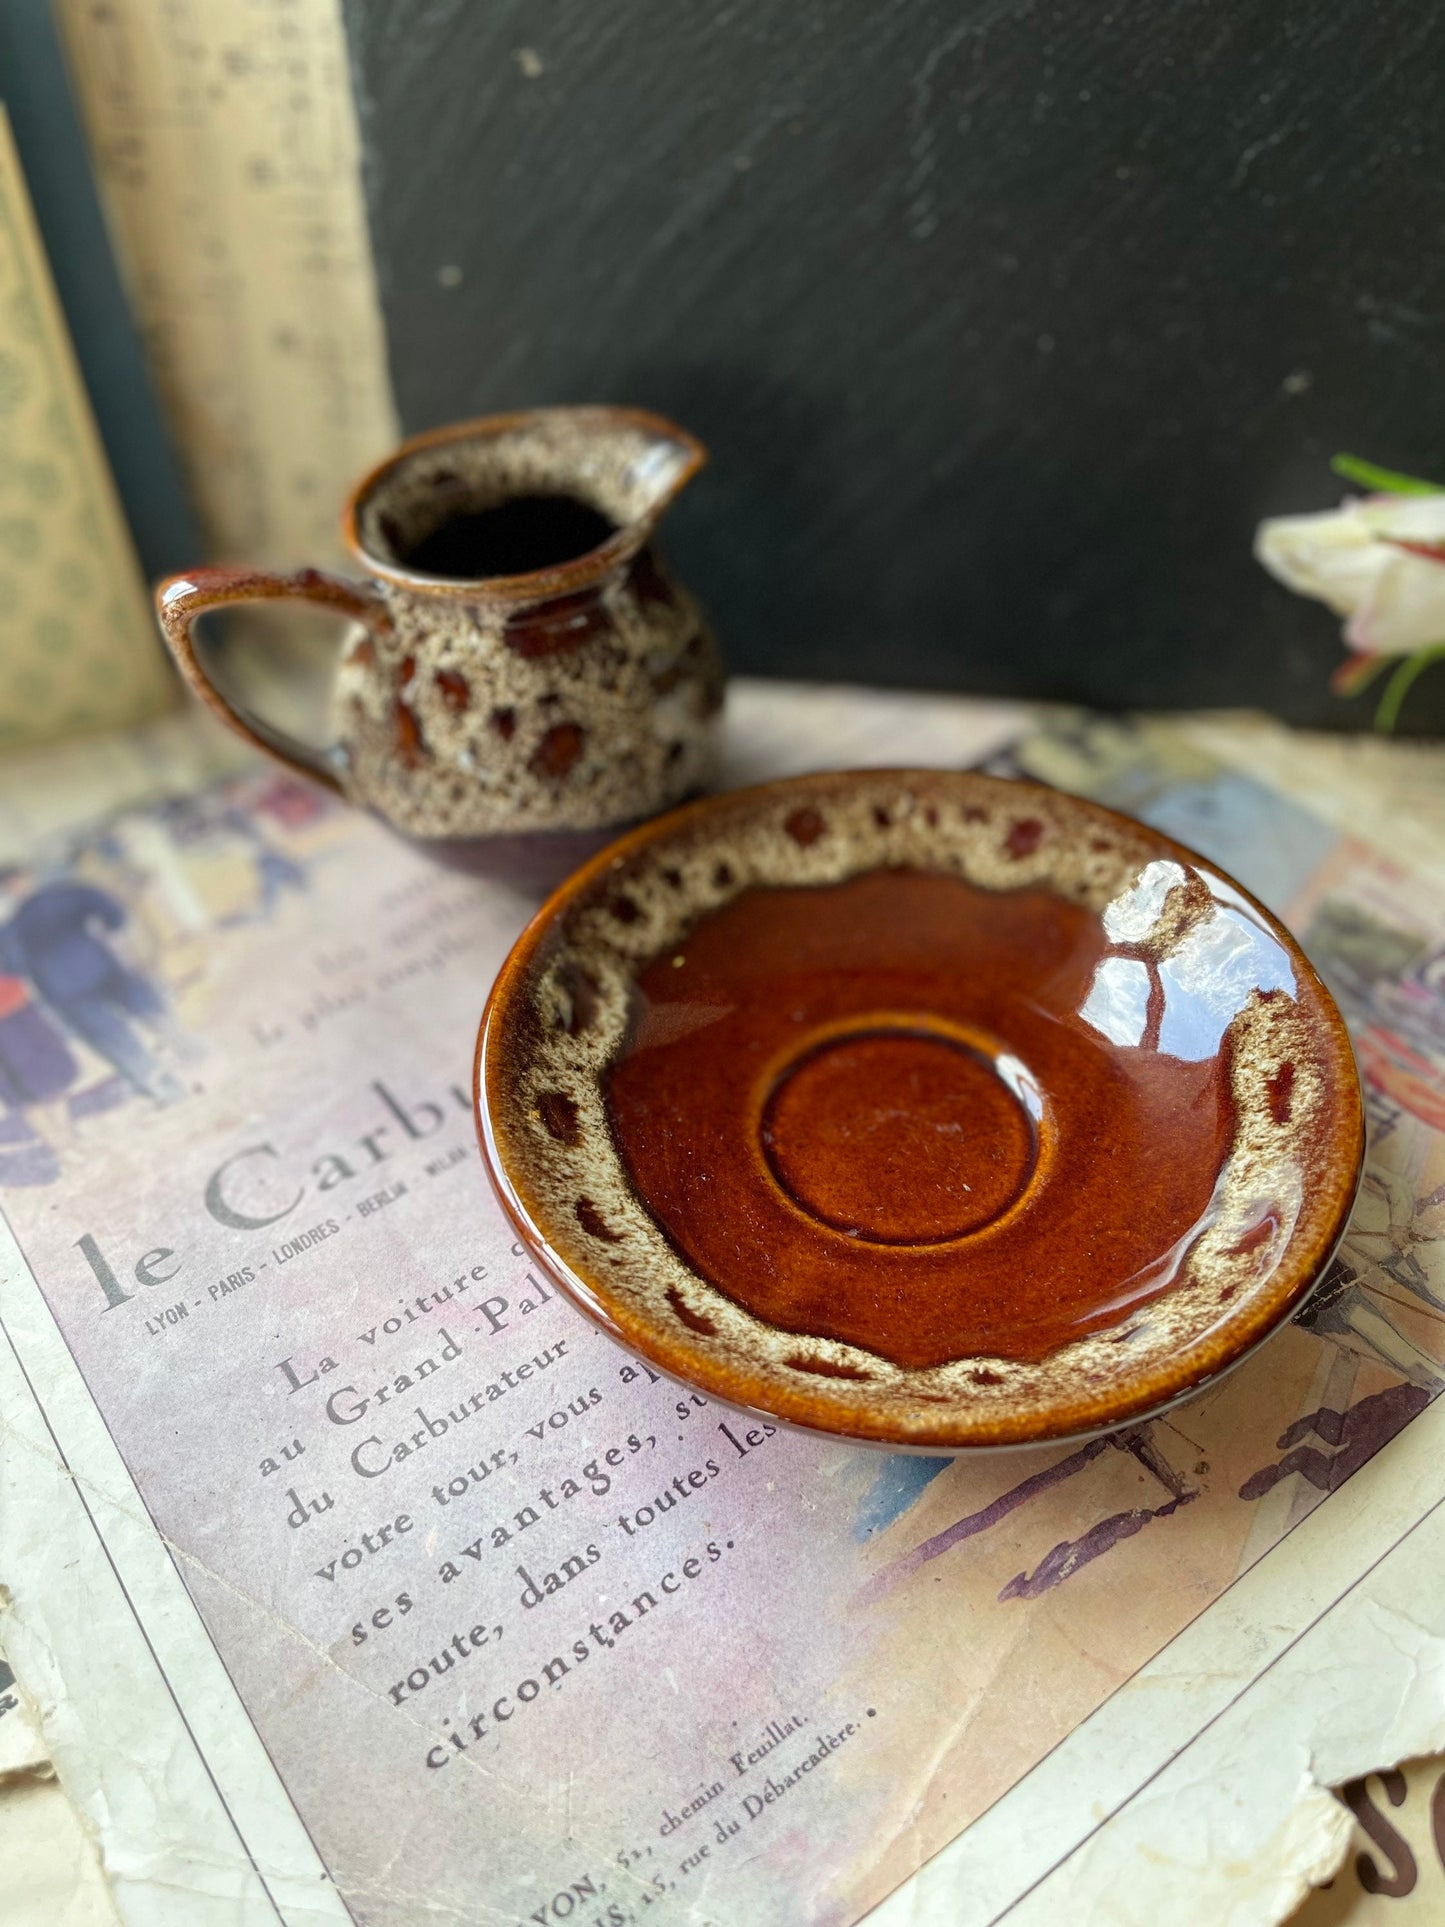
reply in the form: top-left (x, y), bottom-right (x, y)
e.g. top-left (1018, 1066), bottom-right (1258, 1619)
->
top-left (343, 0), bottom-right (1445, 726)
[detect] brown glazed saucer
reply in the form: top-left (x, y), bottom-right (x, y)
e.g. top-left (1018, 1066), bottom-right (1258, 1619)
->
top-left (475, 769), bottom-right (1364, 1450)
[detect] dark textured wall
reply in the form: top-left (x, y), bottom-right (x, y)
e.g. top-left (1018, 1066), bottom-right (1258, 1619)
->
top-left (344, 0), bottom-right (1445, 725)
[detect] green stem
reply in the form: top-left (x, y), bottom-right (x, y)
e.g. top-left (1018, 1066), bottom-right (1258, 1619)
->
top-left (1332, 453), bottom-right (1441, 497)
top-left (1374, 645), bottom-right (1445, 732)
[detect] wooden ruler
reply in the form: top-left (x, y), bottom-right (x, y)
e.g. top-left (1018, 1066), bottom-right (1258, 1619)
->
top-left (53, 0), bottom-right (398, 570)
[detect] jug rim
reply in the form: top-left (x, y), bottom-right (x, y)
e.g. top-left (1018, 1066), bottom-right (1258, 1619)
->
top-left (341, 404), bottom-right (707, 601)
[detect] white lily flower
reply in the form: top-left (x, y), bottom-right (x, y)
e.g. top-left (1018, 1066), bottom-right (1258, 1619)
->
top-left (1255, 493), bottom-right (1445, 656)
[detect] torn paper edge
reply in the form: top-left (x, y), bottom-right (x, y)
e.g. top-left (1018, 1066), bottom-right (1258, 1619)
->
top-left (864, 1389), bottom-right (1445, 1926)
top-left (995, 1511), bottom-right (1445, 1926)
top-left (0, 1647), bottom-right (54, 1782)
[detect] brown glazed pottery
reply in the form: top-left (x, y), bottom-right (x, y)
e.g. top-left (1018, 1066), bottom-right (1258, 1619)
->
top-left (156, 408), bottom-right (724, 841)
top-left (476, 768), bottom-right (1365, 1451)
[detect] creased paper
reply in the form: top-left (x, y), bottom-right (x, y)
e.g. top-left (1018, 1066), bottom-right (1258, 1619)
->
top-left (0, 684), bottom-right (1439, 1927)
top-left (995, 1448), bottom-right (1445, 1925)
top-left (0, 1649), bottom-right (120, 1923)
top-left (0, 1771), bottom-right (120, 1926)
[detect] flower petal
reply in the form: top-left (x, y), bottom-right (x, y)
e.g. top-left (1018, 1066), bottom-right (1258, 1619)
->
top-left (1254, 506), bottom-right (1390, 617)
top-left (1357, 493), bottom-right (1445, 541)
top-left (1347, 548), bottom-right (1445, 655)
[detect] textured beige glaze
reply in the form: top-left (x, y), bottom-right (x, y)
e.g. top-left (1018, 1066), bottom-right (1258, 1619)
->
top-left (352, 413), bottom-right (693, 575)
top-left (333, 410), bottom-right (722, 839)
top-left (330, 564), bottom-right (720, 841)
top-left (479, 770), bottom-right (1365, 1449)
top-left (157, 409), bottom-right (723, 840)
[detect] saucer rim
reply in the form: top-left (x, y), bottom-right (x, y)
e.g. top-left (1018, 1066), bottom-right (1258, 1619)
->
top-left (474, 767), bottom-right (1366, 1451)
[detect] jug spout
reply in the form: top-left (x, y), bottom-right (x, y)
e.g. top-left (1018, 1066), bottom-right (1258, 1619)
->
top-left (571, 406), bottom-right (707, 528)
top-left (346, 405), bottom-right (705, 602)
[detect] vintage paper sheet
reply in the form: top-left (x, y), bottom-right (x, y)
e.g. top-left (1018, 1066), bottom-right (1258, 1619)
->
top-left (0, 107), bottom-right (174, 747)
top-left (53, 0), bottom-right (398, 567)
top-left (0, 1644), bottom-right (117, 1927)
top-left (1296, 1756), bottom-right (1445, 1924)
top-left (0, 685), bottom-right (1443, 1927)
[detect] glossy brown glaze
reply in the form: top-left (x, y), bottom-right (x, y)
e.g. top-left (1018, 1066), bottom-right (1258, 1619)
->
top-left (477, 769), bottom-right (1365, 1450)
top-left (155, 566), bottom-right (392, 793)
top-left (606, 869), bottom-right (1234, 1368)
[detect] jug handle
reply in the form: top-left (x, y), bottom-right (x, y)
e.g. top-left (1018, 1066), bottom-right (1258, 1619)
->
top-left (156, 565), bottom-right (392, 795)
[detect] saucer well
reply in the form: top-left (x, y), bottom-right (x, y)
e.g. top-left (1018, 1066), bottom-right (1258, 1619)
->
top-left (475, 770), bottom-right (1364, 1449)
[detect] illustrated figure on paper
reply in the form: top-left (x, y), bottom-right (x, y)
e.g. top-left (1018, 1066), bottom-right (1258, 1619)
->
top-left (2, 878), bottom-right (186, 1104)
top-left (0, 871), bottom-right (187, 1184)
top-left (1292, 900), bottom-right (1445, 1371)
top-left (0, 944), bottom-right (77, 1185)
top-left (0, 772), bottom-right (335, 1188)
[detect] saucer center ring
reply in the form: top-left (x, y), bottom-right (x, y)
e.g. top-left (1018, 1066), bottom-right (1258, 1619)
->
top-left (759, 1026), bottom-right (1037, 1245)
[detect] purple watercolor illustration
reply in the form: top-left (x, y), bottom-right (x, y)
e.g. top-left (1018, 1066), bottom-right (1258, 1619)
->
top-left (0, 771), bottom-right (335, 1190)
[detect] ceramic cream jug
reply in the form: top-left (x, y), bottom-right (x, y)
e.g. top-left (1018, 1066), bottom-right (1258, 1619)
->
top-left (156, 407), bottom-right (724, 841)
